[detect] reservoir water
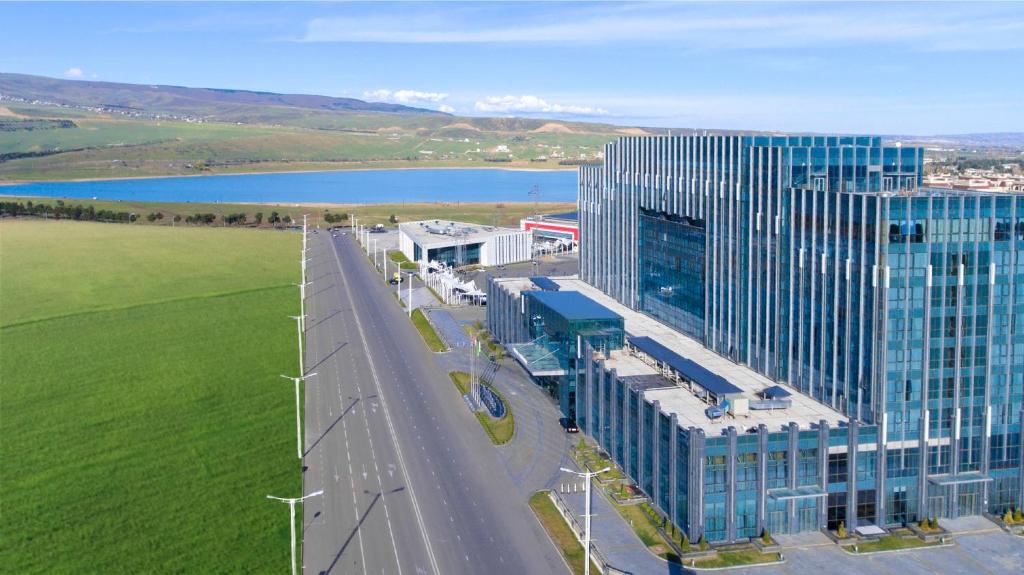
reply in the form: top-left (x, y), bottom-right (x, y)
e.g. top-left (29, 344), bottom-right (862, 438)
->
top-left (0, 168), bottom-right (578, 204)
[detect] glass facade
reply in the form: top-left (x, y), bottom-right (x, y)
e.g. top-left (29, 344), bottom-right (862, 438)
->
top-left (570, 133), bottom-right (1024, 542)
top-left (638, 208), bottom-right (706, 340)
top-left (523, 291), bottom-right (624, 416)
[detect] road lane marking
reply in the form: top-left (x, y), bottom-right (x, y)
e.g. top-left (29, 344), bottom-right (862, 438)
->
top-left (329, 236), bottom-right (439, 575)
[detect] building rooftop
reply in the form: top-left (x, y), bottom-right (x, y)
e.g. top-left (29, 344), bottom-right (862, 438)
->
top-left (552, 277), bottom-right (848, 434)
top-left (399, 219), bottom-right (524, 246)
top-left (525, 290), bottom-right (622, 322)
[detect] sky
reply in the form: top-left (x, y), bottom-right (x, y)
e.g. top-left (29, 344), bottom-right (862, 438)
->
top-left (1, 1), bottom-right (1022, 135)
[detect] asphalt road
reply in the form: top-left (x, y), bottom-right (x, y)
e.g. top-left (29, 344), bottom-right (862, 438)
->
top-left (301, 230), bottom-right (570, 575)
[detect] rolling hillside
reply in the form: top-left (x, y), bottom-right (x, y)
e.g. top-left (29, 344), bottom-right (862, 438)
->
top-left (0, 73), bottom-right (658, 181)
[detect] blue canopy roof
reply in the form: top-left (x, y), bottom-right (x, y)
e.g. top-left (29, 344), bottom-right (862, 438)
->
top-left (544, 211), bottom-right (578, 222)
top-left (526, 290), bottom-right (622, 322)
top-left (628, 336), bottom-right (743, 397)
top-left (762, 385), bottom-right (792, 400)
top-left (530, 276), bottom-right (561, 291)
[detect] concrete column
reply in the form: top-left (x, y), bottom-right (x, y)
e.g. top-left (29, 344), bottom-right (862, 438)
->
top-left (637, 390), bottom-right (647, 493)
top-left (689, 428), bottom-right (706, 542)
top-left (818, 420), bottom-right (830, 528)
top-left (847, 420), bottom-right (859, 528)
top-left (669, 414), bottom-right (679, 528)
top-left (726, 426), bottom-right (738, 542)
top-left (756, 424), bottom-right (768, 535)
top-left (609, 365), bottom-right (618, 460)
top-left (652, 401), bottom-right (662, 507)
top-left (787, 422), bottom-right (799, 534)
top-left (1018, 409), bottom-right (1024, 510)
top-left (918, 411), bottom-right (930, 520)
top-left (623, 387), bottom-right (631, 478)
top-left (596, 365), bottom-right (606, 450)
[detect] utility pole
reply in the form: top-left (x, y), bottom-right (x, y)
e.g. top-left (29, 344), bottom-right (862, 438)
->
top-left (267, 490), bottom-right (324, 575)
top-left (560, 466), bottom-right (610, 575)
top-left (281, 373), bottom-right (316, 459)
top-left (408, 271), bottom-right (413, 318)
top-left (290, 315), bottom-right (305, 375)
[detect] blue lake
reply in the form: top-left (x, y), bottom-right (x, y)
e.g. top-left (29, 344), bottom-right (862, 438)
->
top-left (0, 169), bottom-right (578, 204)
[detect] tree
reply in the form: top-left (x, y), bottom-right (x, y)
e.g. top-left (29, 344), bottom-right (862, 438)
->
top-left (1015, 508), bottom-right (1023, 523)
top-left (389, 213), bottom-right (399, 224)
top-left (254, 212), bottom-right (263, 224)
top-left (837, 520), bottom-right (847, 538)
top-left (1004, 509), bottom-right (1014, 524)
top-left (283, 214), bottom-right (292, 224)
top-left (146, 212), bottom-right (158, 222)
top-left (173, 214), bottom-right (182, 223)
top-left (269, 211), bottom-right (280, 225)
top-left (761, 528), bottom-right (771, 544)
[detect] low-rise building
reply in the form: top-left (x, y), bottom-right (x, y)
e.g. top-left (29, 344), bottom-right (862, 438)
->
top-left (398, 219), bottom-right (530, 268)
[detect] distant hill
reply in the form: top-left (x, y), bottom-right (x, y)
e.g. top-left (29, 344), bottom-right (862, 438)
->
top-left (0, 73), bottom-right (444, 118)
top-left (1, 73), bottom-right (1019, 183)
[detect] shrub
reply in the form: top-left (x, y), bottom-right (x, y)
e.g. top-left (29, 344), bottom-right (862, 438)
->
top-left (761, 528), bottom-right (771, 544)
top-left (837, 520), bottom-right (847, 538)
top-left (1004, 509), bottom-right (1014, 524)
top-left (929, 517), bottom-right (939, 530)
top-left (698, 535), bottom-right (709, 551)
top-left (680, 533), bottom-right (690, 551)
top-left (919, 517), bottom-right (929, 529)
top-left (1015, 508), bottom-right (1023, 523)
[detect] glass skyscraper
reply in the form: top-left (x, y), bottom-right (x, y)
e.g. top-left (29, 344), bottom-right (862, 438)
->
top-left (575, 134), bottom-right (1024, 533)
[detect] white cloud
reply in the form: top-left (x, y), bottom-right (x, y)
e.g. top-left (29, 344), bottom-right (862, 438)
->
top-left (438, 104), bottom-right (455, 114)
top-left (363, 88), bottom-right (450, 106)
top-left (63, 67), bottom-right (84, 79)
top-left (474, 95), bottom-right (607, 116)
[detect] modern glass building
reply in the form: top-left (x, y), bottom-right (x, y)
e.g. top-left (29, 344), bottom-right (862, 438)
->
top-left (490, 133), bottom-right (1024, 544)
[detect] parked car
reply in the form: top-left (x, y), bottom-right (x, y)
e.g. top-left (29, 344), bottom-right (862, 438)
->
top-left (560, 417), bottom-right (579, 433)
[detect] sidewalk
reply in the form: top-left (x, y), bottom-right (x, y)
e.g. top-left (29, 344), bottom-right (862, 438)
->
top-left (560, 481), bottom-right (685, 575)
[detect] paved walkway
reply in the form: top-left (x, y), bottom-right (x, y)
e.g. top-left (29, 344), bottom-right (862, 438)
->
top-left (424, 308), bottom-right (471, 349)
top-left (561, 482), bottom-right (684, 575)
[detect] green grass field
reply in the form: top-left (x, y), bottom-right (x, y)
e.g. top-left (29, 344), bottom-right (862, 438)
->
top-left (0, 219), bottom-right (301, 572)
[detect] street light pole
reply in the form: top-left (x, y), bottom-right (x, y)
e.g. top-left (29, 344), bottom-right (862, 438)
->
top-left (281, 373), bottom-right (316, 458)
top-left (560, 466), bottom-right (610, 575)
top-left (290, 315), bottom-right (305, 375)
top-left (267, 490), bottom-right (324, 575)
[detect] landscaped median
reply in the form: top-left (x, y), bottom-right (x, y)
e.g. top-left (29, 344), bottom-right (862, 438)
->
top-left (387, 250), bottom-right (420, 271)
top-left (528, 492), bottom-right (600, 575)
top-left (411, 308), bottom-right (448, 352)
top-left (841, 531), bottom-right (943, 554)
top-left (449, 371), bottom-right (514, 445)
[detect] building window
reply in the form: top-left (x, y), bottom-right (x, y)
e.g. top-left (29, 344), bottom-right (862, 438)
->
top-left (828, 453), bottom-right (848, 484)
top-left (827, 492), bottom-right (846, 531)
top-left (797, 449), bottom-right (819, 486)
top-left (705, 455), bottom-right (727, 494)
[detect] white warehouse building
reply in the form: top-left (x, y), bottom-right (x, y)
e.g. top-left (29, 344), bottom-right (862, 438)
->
top-left (398, 220), bottom-right (531, 268)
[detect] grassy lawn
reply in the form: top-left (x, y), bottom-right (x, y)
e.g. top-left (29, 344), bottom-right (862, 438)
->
top-left (844, 534), bottom-right (942, 554)
top-left (448, 371), bottom-right (515, 445)
top-left (529, 492), bottom-right (600, 575)
top-left (0, 219), bottom-right (301, 572)
top-left (691, 548), bottom-right (782, 568)
top-left (572, 443), bottom-right (624, 481)
top-left (387, 249), bottom-right (420, 270)
top-left (411, 308), bottom-right (448, 352)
